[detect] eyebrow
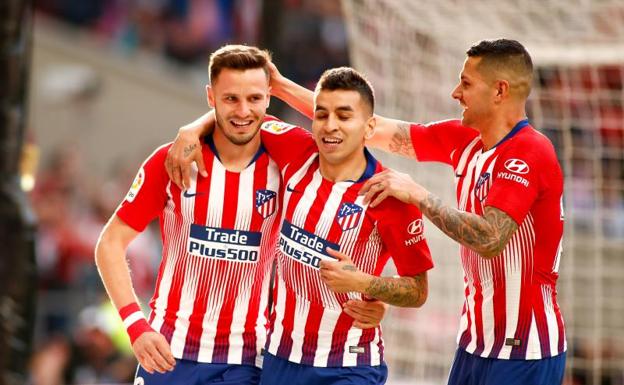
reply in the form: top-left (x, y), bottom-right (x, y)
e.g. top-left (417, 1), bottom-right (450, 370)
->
top-left (314, 105), bottom-right (355, 112)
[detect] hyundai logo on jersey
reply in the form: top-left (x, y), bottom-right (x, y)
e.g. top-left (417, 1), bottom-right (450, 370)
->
top-left (188, 224), bottom-right (262, 263)
top-left (279, 220), bottom-right (339, 269)
top-left (255, 189), bottom-right (277, 219)
top-left (335, 202), bottom-right (363, 231)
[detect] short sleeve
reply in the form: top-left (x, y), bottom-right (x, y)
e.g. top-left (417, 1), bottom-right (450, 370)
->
top-left (115, 144), bottom-right (170, 232)
top-left (484, 148), bottom-right (540, 225)
top-left (410, 119), bottom-right (479, 165)
top-left (260, 116), bottom-right (316, 169)
top-left (375, 199), bottom-right (433, 277)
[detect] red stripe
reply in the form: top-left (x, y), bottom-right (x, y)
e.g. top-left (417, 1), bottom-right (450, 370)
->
top-left (300, 305), bottom-right (324, 365)
top-left (471, 254), bottom-right (485, 356)
top-left (276, 288), bottom-right (297, 358)
top-left (181, 149), bottom-right (215, 359)
top-left (285, 162), bottom-right (318, 220)
top-left (242, 154), bottom-right (271, 364)
top-left (211, 171), bottom-right (242, 362)
top-left (532, 286), bottom-right (550, 357)
top-left (119, 302), bottom-right (141, 319)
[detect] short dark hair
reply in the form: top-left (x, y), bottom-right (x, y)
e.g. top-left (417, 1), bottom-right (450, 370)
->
top-left (209, 44), bottom-right (272, 84)
top-left (467, 39), bottom-right (533, 98)
top-left (316, 67), bottom-right (375, 114)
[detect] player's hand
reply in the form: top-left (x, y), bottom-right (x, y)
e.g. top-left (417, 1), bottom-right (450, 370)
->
top-left (132, 331), bottom-right (176, 374)
top-left (343, 298), bottom-right (388, 329)
top-left (360, 168), bottom-right (427, 208)
top-left (320, 248), bottom-right (371, 293)
top-left (267, 60), bottom-right (285, 93)
top-left (165, 125), bottom-right (206, 190)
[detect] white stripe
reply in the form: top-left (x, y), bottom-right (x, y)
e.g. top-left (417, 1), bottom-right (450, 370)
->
top-left (543, 285), bottom-right (558, 357)
top-left (341, 326), bottom-right (364, 366)
top-left (479, 260), bottom-right (495, 357)
top-left (207, 160), bottom-right (226, 228)
top-left (123, 311), bottom-right (146, 328)
top-left (313, 310), bottom-right (341, 366)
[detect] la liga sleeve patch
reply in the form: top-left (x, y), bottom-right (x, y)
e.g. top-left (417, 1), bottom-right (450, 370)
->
top-left (125, 167), bottom-right (145, 203)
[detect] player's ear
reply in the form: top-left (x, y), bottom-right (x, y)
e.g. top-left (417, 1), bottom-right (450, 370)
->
top-left (207, 84), bottom-right (215, 108)
top-left (494, 79), bottom-right (510, 103)
top-left (364, 115), bottom-right (376, 140)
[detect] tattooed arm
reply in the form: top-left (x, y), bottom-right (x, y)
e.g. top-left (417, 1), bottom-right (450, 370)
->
top-left (366, 116), bottom-right (417, 159)
top-left (320, 248), bottom-right (428, 308)
top-left (418, 194), bottom-right (518, 258)
top-left (361, 169), bottom-right (518, 258)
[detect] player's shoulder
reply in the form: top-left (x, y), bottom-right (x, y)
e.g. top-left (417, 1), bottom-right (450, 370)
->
top-left (505, 125), bottom-right (558, 161)
top-left (260, 115), bottom-right (303, 135)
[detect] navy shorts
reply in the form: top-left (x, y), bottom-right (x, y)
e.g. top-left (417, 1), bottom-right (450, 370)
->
top-left (135, 359), bottom-right (261, 385)
top-left (259, 352), bottom-right (388, 385)
top-left (447, 348), bottom-right (566, 385)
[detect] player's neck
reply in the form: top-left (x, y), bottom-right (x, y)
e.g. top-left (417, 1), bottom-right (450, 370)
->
top-left (212, 128), bottom-right (261, 172)
top-left (318, 150), bottom-right (367, 183)
top-left (479, 107), bottom-right (526, 150)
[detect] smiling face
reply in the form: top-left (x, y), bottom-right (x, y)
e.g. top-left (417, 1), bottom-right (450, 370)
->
top-left (312, 89), bottom-right (374, 167)
top-left (207, 67), bottom-right (270, 145)
top-left (451, 56), bottom-right (497, 129)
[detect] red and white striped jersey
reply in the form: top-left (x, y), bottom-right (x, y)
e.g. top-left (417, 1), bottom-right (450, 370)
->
top-left (410, 119), bottom-right (566, 360)
top-left (116, 136), bottom-right (281, 366)
top-left (259, 120), bottom-right (434, 367)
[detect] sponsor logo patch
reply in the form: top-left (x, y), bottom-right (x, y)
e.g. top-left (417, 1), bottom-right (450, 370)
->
top-left (504, 159), bottom-right (529, 174)
top-left (279, 220), bottom-right (339, 269)
top-left (125, 167), bottom-right (145, 203)
top-left (255, 189), bottom-right (277, 218)
top-left (187, 224), bottom-right (261, 263)
top-left (497, 171), bottom-right (529, 187)
top-left (407, 219), bottom-right (423, 235)
top-left (261, 120), bottom-right (295, 134)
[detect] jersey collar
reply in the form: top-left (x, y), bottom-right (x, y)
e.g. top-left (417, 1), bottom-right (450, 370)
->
top-left (491, 118), bottom-right (530, 149)
top-left (205, 133), bottom-right (266, 167)
top-left (349, 148), bottom-right (378, 183)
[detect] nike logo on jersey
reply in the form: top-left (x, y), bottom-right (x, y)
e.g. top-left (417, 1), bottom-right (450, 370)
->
top-left (286, 184), bottom-right (301, 193)
top-left (183, 190), bottom-right (206, 198)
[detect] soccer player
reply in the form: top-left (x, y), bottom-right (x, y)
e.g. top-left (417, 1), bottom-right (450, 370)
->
top-left (95, 45), bottom-right (385, 385)
top-left (168, 67), bottom-right (433, 385)
top-left (360, 40), bottom-right (567, 385)
top-left (173, 39), bottom-right (565, 384)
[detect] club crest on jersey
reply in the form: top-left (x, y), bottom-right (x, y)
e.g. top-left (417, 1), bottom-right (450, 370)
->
top-left (474, 172), bottom-right (490, 201)
top-left (255, 189), bottom-right (277, 219)
top-left (261, 120), bottom-right (295, 135)
top-left (125, 167), bottom-right (145, 203)
top-left (336, 202), bottom-right (363, 231)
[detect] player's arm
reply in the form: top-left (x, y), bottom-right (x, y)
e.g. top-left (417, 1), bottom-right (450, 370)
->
top-left (320, 248), bottom-right (428, 308)
top-left (361, 169), bottom-right (518, 258)
top-left (268, 61), bottom-right (314, 119)
top-left (165, 111), bottom-right (216, 189)
top-left (95, 216), bottom-right (176, 373)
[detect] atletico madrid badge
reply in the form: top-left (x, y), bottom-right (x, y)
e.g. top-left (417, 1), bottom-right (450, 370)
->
top-left (336, 202), bottom-right (363, 231)
top-left (255, 189), bottom-right (277, 219)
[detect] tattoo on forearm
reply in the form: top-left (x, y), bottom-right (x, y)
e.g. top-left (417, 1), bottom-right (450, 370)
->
top-left (418, 193), bottom-right (518, 257)
top-left (365, 274), bottom-right (427, 307)
top-left (183, 144), bottom-right (198, 158)
top-left (388, 122), bottom-right (416, 158)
